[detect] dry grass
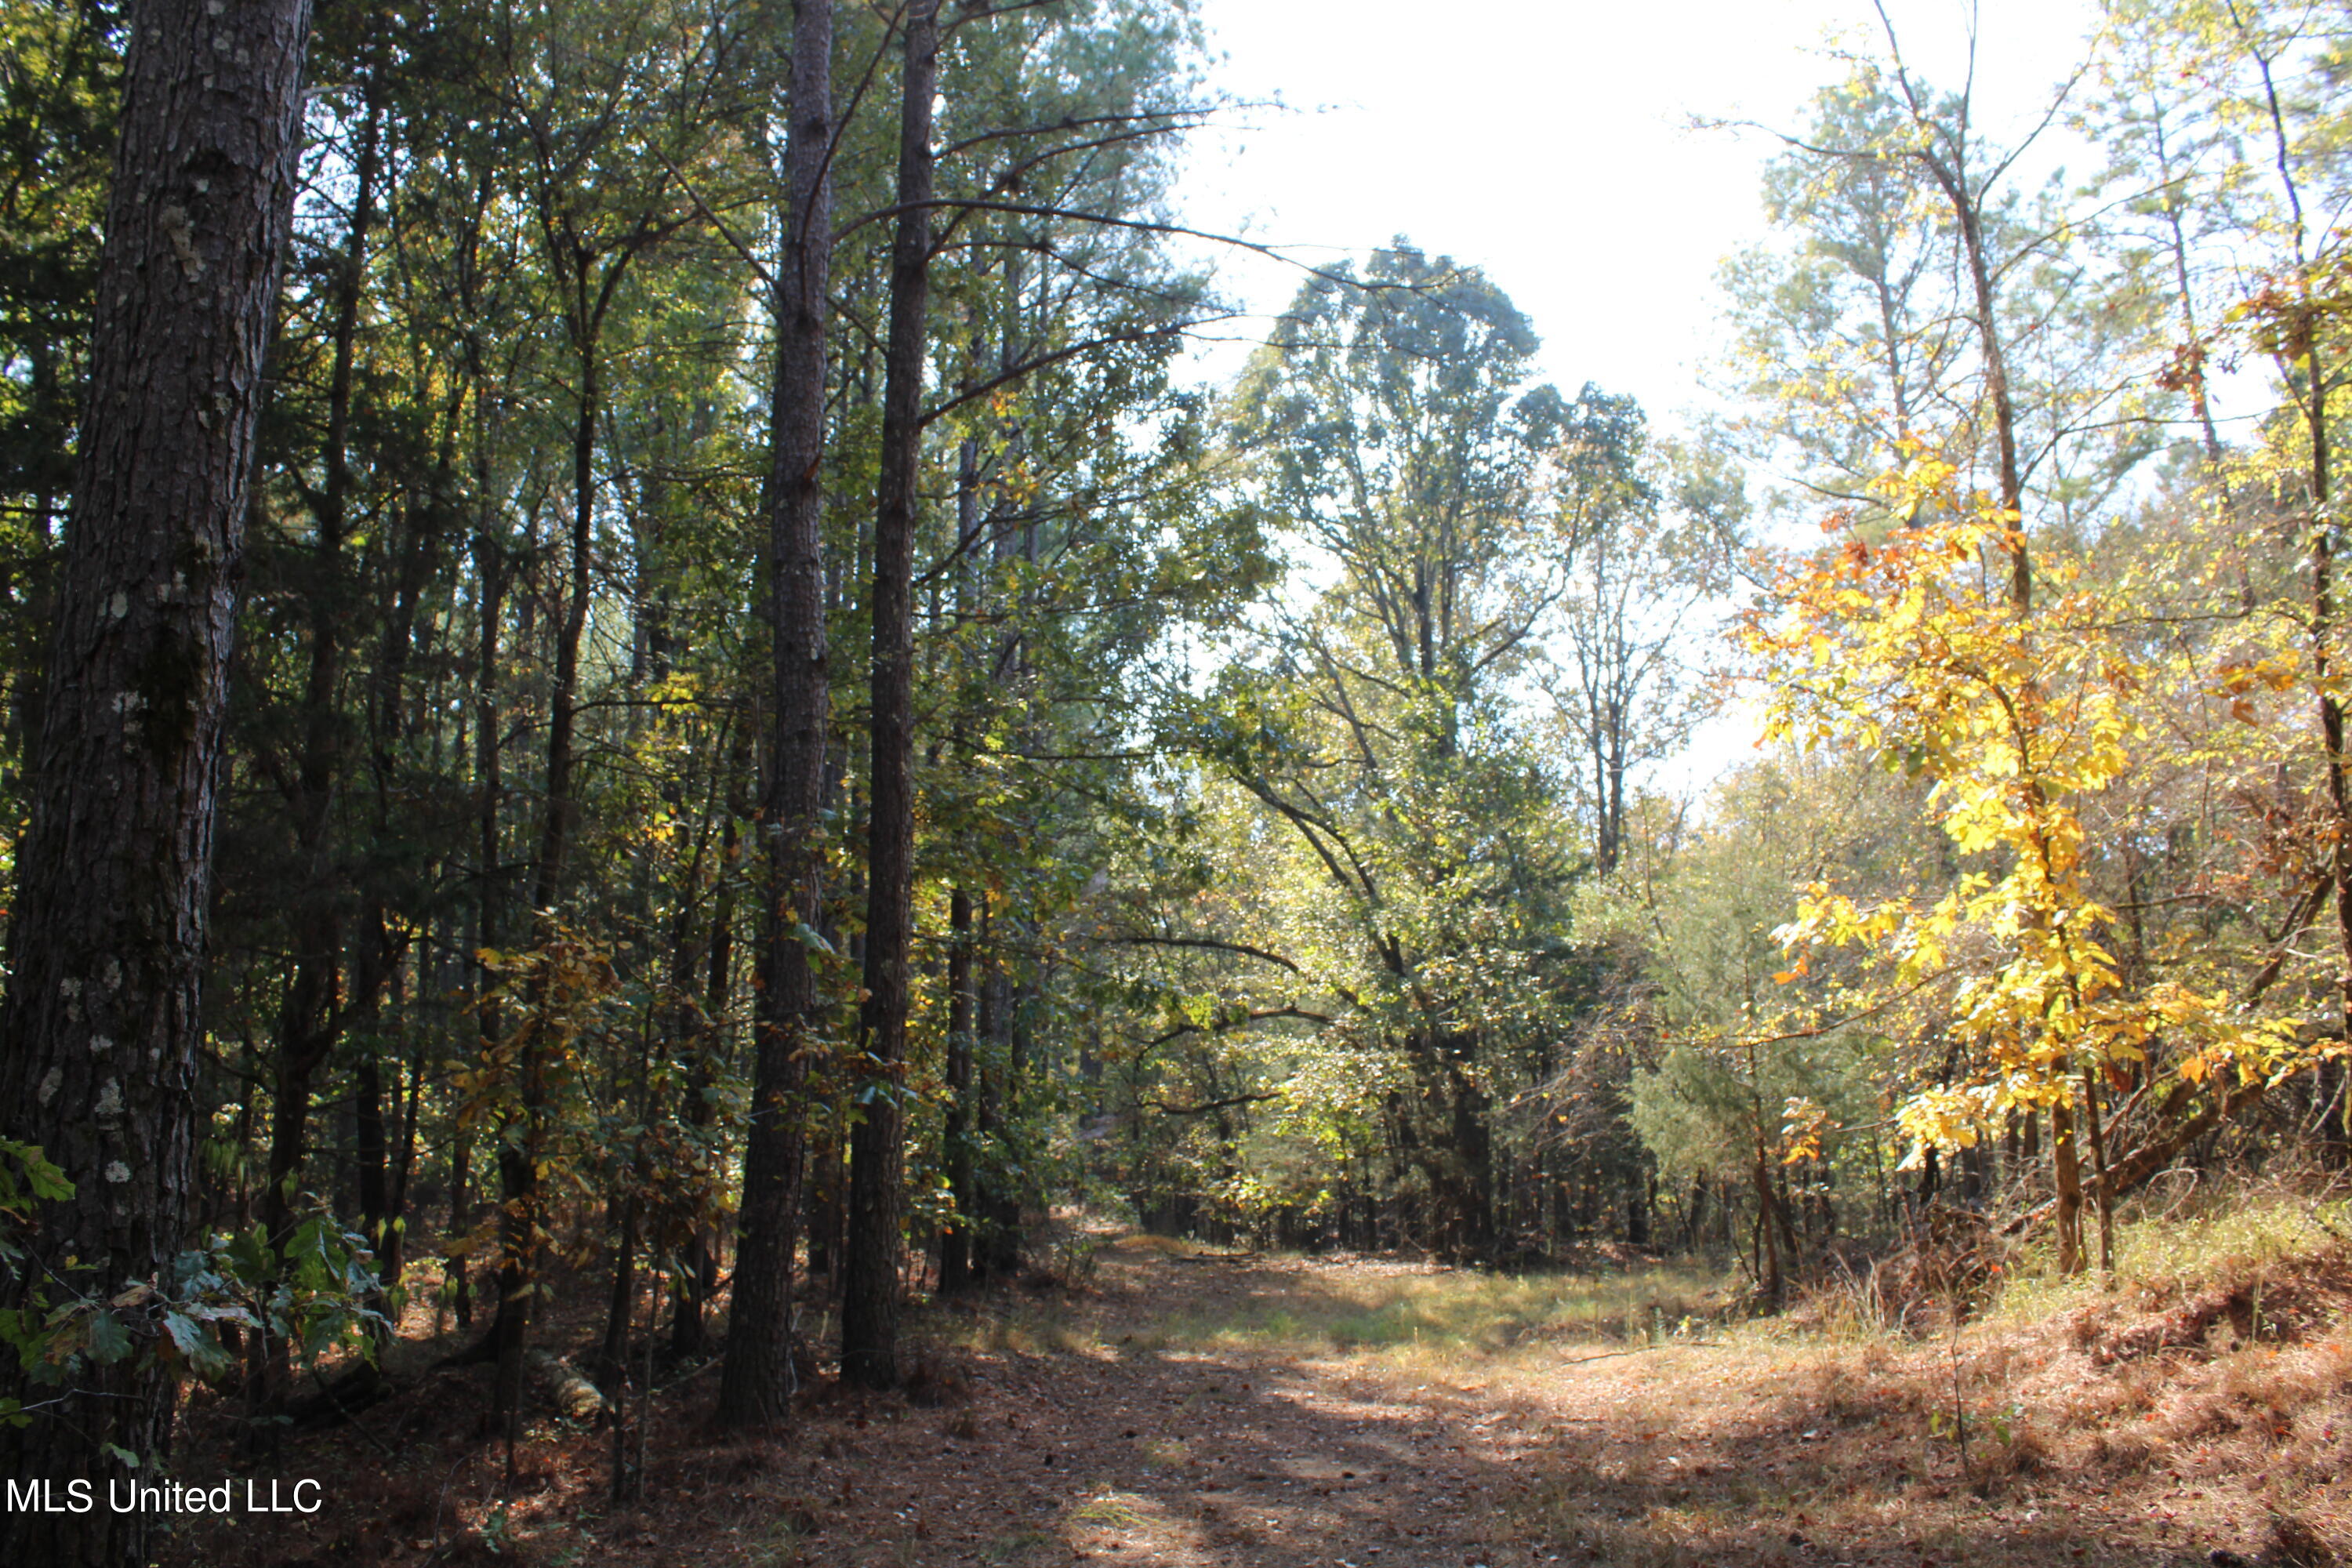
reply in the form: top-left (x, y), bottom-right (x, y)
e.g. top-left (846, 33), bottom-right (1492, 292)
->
top-left (165, 1190), bottom-right (2352, 1567)
top-left (1075, 1235), bottom-right (1727, 1360)
top-left (1480, 1190), bottom-right (2352, 1566)
top-left (916, 1201), bottom-right (2352, 1564)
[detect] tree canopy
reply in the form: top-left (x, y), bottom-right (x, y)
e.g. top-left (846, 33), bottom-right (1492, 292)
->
top-left (2, 3), bottom-right (2350, 1556)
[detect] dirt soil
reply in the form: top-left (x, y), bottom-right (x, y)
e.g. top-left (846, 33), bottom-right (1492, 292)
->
top-left (169, 1239), bottom-right (2352, 1568)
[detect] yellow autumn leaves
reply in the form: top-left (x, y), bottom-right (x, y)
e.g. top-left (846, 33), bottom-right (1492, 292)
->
top-left (1748, 456), bottom-right (2307, 1178)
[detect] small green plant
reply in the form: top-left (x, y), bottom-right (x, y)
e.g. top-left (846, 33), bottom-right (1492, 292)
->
top-left (1048, 1229), bottom-right (1102, 1287)
top-left (0, 1143), bottom-right (385, 1461)
top-left (0, 1139), bottom-right (74, 1430)
top-left (1071, 1492), bottom-right (1149, 1528)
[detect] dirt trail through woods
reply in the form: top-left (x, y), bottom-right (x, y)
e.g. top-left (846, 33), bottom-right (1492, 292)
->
top-left (789, 1248), bottom-right (1547, 1568)
top-left (192, 1236), bottom-right (2322, 1566)
top-left (747, 1243), bottom-right (2271, 1568)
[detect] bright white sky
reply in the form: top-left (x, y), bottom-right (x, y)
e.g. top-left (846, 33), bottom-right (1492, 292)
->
top-left (1178, 0), bottom-right (2106, 427)
top-left (1173, 0), bottom-right (2107, 793)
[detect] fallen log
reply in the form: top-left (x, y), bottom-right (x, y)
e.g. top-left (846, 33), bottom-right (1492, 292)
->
top-left (526, 1348), bottom-right (611, 1424)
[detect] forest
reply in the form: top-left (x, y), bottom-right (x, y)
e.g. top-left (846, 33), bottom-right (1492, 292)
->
top-left (3, 0), bottom-right (2352, 1565)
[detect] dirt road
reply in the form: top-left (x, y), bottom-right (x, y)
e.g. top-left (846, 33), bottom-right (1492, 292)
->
top-left (766, 1248), bottom-right (1554, 1568)
top-left (184, 1235), bottom-right (2325, 1566)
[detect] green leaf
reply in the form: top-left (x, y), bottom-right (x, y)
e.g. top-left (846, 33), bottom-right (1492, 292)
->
top-left (163, 1312), bottom-right (233, 1381)
top-left (13, 1144), bottom-right (74, 1203)
top-left (88, 1309), bottom-right (131, 1364)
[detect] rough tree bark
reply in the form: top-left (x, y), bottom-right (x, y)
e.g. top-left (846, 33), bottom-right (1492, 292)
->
top-left (717, 0), bottom-right (835, 1428)
top-left (0, 0), bottom-right (313, 1562)
top-left (840, 0), bottom-right (941, 1390)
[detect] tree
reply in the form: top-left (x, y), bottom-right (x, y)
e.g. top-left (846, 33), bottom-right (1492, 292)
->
top-left (1546, 398), bottom-right (1737, 876)
top-left (720, 0), bottom-right (833, 1430)
top-left (1619, 750), bottom-right (1935, 1298)
top-left (0, 0), bottom-right (313, 1560)
top-left (241, 5), bottom-right (389, 1425)
top-left (1751, 455), bottom-right (2310, 1273)
top-left (839, 0), bottom-right (940, 1393)
top-left (0, 0), bottom-right (117, 786)
top-left (1719, 74), bottom-right (1960, 514)
top-left (1725, 42), bottom-right (2158, 561)
top-left (1211, 244), bottom-right (1584, 1260)
top-left (447, 0), bottom-right (719, 1437)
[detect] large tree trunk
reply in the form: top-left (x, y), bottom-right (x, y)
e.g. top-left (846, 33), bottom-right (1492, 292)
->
top-left (718, 0), bottom-right (835, 1431)
top-left (2051, 1099), bottom-right (2084, 1276)
top-left (840, 0), bottom-right (939, 1392)
top-left (0, 0), bottom-right (313, 1561)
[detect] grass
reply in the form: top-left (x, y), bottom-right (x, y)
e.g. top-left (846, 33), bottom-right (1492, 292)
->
top-left (2081, 1185), bottom-right (2349, 1310)
top-left (924, 1192), bottom-right (2352, 1566)
top-left (933, 1231), bottom-right (1733, 1371)
top-left (1069, 1491), bottom-right (1152, 1528)
top-left (955, 1308), bottom-right (1102, 1357)
top-left (1102, 1252), bottom-right (1728, 1360)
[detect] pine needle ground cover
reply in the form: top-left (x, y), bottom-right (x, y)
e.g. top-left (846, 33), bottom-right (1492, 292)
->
top-left (158, 1200), bottom-right (2352, 1567)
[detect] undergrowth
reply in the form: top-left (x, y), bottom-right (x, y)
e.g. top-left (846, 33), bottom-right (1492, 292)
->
top-left (933, 1187), bottom-right (2352, 1564)
top-left (1997, 1185), bottom-right (2352, 1321)
top-left (1526, 1181), bottom-right (2352, 1566)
